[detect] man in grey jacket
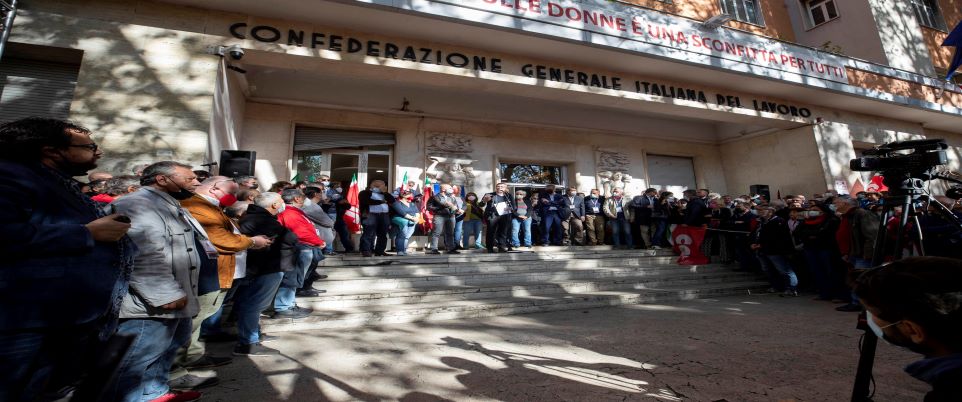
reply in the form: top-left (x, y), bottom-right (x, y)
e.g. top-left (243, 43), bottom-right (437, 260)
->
top-left (107, 161), bottom-right (206, 402)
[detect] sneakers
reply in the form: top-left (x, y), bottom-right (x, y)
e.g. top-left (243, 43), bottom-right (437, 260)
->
top-left (233, 342), bottom-right (281, 357)
top-left (168, 374), bottom-right (219, 391)
top-left (148, 390), bottom-right (202, 402)
top-left (259, 333), bottom-right (279, 343)
top-left (273, 308), bottom-right (310, 319)
top-left (836, 303), bottom-right (862, 312)
top-left (183, 355), bottom-right (233, 369)
top-left (780, 289), bottom-right (799, 297)
top-left (294, 305), bottom-right (314, 313)
top-left (425, 249), bottom-right (441, 255)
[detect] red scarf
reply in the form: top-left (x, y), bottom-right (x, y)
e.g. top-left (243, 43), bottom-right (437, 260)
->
top-left (803, 214), bottom-right (826, 226)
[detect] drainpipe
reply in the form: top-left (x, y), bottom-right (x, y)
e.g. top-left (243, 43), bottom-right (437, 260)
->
top-left (0, 0), bottom-right (18, 61)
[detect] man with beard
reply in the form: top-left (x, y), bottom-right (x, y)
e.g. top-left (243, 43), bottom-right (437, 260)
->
top-left (855, 257), bottom-right (962, 401)
top-left (0, 118), bottom-right (133, 401)
top-left (108, 161), bottom-right (205, 402)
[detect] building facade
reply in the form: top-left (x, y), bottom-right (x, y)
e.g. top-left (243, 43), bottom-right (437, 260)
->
top-left (3, 0), bottom-right (962, 198)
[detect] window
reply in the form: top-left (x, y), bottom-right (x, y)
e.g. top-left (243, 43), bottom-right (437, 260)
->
top-left (806, 0), bottom-right (838, 27)
top-left (499, 163), bottom-right (565, 185)
top-left (720, 0), bottom-right (765, 26)
top-left (911, 0), bottom-right (947, 31)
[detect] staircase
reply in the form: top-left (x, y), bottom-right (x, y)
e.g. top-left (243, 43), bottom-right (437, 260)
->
top-left (258, 246), bottom-right (769, 332)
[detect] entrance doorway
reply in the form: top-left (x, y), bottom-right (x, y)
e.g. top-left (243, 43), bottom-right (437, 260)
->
top-left (498, 162), bottom-right (568, 198)
top-left (292, 126), bottom-right (394, 188)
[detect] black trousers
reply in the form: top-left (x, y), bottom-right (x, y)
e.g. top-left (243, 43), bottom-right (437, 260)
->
top-left (360, 213), bottom-right (390, 254)
top-left (487, 214), bottom-right (513, 250)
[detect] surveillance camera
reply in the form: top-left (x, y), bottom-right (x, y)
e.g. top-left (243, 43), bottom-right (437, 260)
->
top-left (227, 45), bottom-right (244, 60)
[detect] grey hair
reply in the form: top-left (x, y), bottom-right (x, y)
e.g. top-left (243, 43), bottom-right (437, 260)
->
top-left (836, 195), bottom-right (860, 207)
top-left (254, 192), bottom-right (282, 209)
top-left (234, 175), bottom-right (256, 183)
top-left (140, 161), bottom-right (193, 186)
top-left (281, 188), bottom-right (304, 204)
top-left (105, 175), bottom-right (141, 196)
top-left (225, 201), bottom-right (250, 219)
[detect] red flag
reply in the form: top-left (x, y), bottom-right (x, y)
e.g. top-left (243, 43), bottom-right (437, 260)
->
top-left (419, 177), bottom-right (434, 232)
top-left (343, 173), bottom-right (362, 234)
top-left (672, 226), bottom-right (710, 265)
top-left (867, 176), bottom-right (888, 193)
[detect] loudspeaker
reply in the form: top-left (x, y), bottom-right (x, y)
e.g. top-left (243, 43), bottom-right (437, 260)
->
top-left (219, 150), bottom-right (256, 177)
top-left (749, 184), bottom-right (771, 202)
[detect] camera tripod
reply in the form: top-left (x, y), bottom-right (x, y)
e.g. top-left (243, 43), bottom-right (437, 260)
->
top-left (850, 172), bottom-right (962, 401)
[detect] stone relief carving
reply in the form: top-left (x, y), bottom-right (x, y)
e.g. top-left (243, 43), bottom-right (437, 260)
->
top-left (424, 132), bottom-right (476, 190)
top-left (595, 149), bottom-right (633, 196)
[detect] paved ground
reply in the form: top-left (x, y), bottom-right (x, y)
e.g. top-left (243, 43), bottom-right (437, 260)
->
top-left (199, 294), bottom-right (929, 401)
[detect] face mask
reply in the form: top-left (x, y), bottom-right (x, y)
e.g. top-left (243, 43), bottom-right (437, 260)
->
top-left (829, 204), bottom-right (837, 212)
top-left (590, 194), bottom-right (598, 198)
top-left (372, 188), bottom-right (381, 193)
top-left (516, 195), bottom-right (524, 199)
top-left (303, 198), bottom-right (313, 206)
top-left (406, 196), bottom-right (414, 201)
top-left (467, 196), bottom-right (476, 201)
top-left (321, 181), bottom-right (330, 186)
top-left (166, 179), bottom-right (194, 200)
top-left (809, 211), bottom-right (822, 217)
top-left (445, 188), bottom-right (454, 195)
top-left (568, 192), bottom-right (576, 196)
top-left (276, 203), bottom-right (286, 214)
top-left (865, 311), bottom-right (922, 352)
top-left (218, 194), bottom-right (238, 207)
top-left (613, 194), bottom-right (622, 199)
top-left (335, 188), bottom-right (343, 193)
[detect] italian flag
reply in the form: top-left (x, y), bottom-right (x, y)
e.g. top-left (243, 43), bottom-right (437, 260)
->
top-left (419, 176), bottom-right (434, 232)
top-left (343, 173), bottom-right (362, 234)
top-left (400, 171), bottom-right (409, 192)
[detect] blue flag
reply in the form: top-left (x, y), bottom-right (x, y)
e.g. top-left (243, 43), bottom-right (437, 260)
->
top-left (941, 20), bottom-right (962, 80)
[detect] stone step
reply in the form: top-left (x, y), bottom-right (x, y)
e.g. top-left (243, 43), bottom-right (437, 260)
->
top-left (316, 264), bottom-right (739, 292)
top-left (298, 270), bottom-right (760, 309)
top-left (320, 255), bottom-right (682, 279)
top-left (324, 248), bottom-right (671, 267)
top-left (259, 281), bottom-right (769, 332)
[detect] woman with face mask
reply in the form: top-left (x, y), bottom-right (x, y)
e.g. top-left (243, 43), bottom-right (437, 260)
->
top-left (511, 190), bottom-right (533, 248)
top-left (795, 204), bottom-right (843, 301)
top-left (461, 192), bottom-right (485, 249)
top-left (391, 191), bottom-right (421, 256)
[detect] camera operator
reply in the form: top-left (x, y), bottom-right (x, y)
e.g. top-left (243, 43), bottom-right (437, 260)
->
top-left (854, 256), bottom-right (962, 402)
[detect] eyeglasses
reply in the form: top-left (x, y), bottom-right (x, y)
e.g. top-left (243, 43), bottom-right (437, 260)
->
top-left (69, 143), bottom-right (99, 152)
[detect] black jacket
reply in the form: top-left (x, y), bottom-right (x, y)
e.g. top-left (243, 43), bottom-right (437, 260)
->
top-left (484, 192), bottom-right (515, 220)
top-left (427, 193), bottom-right (459, 216)
top-left (754, 216), bottom-right (795, 255)
top-left (238, 204), bottom-right (298, 276)
top-left (563, 195), bottom-right (585, 218)
top-left (631, 195), bottom-right (658, 225)
top-left (795, 215), bottom-right (841, 251)
top-left (684, 197), bottom-right (710, 226)
top-left (585, 196), bottom-right (605, 216)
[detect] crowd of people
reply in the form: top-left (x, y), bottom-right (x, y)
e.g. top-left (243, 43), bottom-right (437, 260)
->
top-left (3, 117), bottom-right (962, 401)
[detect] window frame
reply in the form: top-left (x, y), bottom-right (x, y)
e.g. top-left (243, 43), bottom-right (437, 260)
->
top-left (910, 0), bottom-right (948, 32)
top-left (719, 0), bottom-right (767, 27)
top-left (805, 0), bottom-right (839, 28)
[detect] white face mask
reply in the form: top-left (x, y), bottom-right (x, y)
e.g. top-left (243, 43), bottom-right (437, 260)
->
top-left (445, 188), bottom-right (454, 195)
top-left (467, 196), bottom-right (476, 201)
top-left (321, 181), bottom-right (330, 186)
top-left (335, 188), bottom-right (343, 193)
top-left (276, 203), bottom-right (286, 214)
top-left (303, 199), bottom-right (313, 206)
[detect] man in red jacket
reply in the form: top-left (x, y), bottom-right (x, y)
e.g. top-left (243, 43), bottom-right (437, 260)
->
top-left (272, 189), bottom-right (325, 318)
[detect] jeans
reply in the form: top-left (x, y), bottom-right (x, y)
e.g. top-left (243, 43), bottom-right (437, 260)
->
top-left (201, 286), bottom-right (236, 337)
top-left (758, 254), bottom-right (798, 290)
top-left (610, 217), bottom-right (633, 247)
top-left (171, 290), bottom-right (225, 380)
top-left (431, 214), bottom-right (456, 251)
top-left (804, 248), bottom-right (835, 299)
top-left (454, 219), bottom-right (464, 248)
top-left (300, 247), bottom-right (325, 291)
top-left (275, 246), bottom-right (314, 311)
top-left (541, 212), bottom-right (562, 245)
top-left (652, 218), bottom-right (669, 247)
top-left (318, 226), bottom-right (335, 253)
top-left (233, 272), bottom-right (285, 345)
top-left (462, 220), bottom-right (483, 248)
top-left (108, 317), bottom-right (191, 402)
top-left (511, 217), bottom-right (533, 247)
top-left (0, 321), bottom-right (102, 402)
top-left (360, 213), bottom-right (390, 254)
top-left (394, 223), bottom-right (416, 254)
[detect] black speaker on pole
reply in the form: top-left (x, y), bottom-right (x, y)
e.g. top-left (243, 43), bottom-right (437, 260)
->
top-left (749, 184), bottom-right (771, 202)
top-left (219, 150), bottom-right (256, 177)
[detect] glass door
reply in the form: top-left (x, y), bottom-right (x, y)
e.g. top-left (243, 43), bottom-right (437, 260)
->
top-left (294, 148), bottom-right (391, 189)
